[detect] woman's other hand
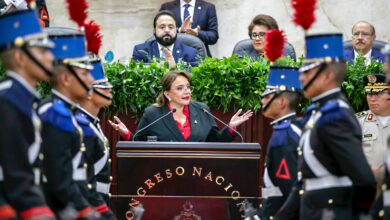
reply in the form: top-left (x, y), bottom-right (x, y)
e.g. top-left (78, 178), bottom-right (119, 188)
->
top-left (108, 116), bottom-right (129, 136)
top-left (228, 109), bottom-right (253, 129)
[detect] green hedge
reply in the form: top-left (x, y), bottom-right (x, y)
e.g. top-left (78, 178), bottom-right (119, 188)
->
top-left (0, 56), bottom-right (384, 117)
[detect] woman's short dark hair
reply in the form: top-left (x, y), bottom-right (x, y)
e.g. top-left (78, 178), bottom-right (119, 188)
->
top-left (153, 10), bottom-right (177, 28)
top-left (155, 71), bottom-right (191, 107)
top-left (248, 14), bottom-right (279, 37)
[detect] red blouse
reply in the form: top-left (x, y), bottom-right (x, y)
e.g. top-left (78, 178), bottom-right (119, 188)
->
top-left (168, 103), bottom-right (191, 141)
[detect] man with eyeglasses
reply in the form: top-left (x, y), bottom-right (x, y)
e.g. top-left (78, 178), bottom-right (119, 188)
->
top-left (344, 21), bottom-right (386, 65)
top-left (132, 10), bottom-right (198, 68)
top-left (356, 74), bottom-right (390, 176)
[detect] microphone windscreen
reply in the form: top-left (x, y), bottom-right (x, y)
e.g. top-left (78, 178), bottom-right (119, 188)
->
top-left (172, 108), bottom-right (177, 113)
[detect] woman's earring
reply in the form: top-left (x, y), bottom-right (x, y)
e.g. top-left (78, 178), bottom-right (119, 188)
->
top-left (168, 98), bottom-right (172, 102)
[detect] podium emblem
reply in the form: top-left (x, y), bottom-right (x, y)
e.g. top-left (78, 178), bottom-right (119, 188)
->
top-left (173, 201), bottom-right (202, 220)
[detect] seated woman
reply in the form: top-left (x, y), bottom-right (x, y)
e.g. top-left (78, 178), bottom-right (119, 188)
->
top-left (235, 14), bottom-right (296, 60)
top-left (109, 71), bottom-right (253, 142)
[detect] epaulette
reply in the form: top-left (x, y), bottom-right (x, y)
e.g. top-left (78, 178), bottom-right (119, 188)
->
top-left (0, 79), bottom-right (35, 118)
top-left (273, 120), bottom-right (291, 130)
top-left (40, 100), bottom-right (75, 133)
top-left (75, 113), bottom-right (95, 137)
top-left (316, 99), bottom-right (349, 128)
top-left (269, 120), bottom-right (299, 148)
top-left (305, 103), bottom-right (317, 113)
top-left (355, 111), bottom-right (368, 119)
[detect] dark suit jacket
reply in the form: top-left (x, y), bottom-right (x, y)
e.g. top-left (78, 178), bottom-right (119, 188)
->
top-left (132, 102), bottom-right (235, 142)
top-left (160, 0), bottom-right (219, 57)
top-left (235, 42), bottom-right (297, 61)
top-left (344, 48), bottom-right (386, 63)
top-left (132, 39), bottom-right (198, 66)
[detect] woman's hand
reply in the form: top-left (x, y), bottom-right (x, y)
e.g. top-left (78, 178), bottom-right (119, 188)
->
top-left (228, 109), bottom-right (253, 129)
top-left (108, 116), bottom-right (130, 136)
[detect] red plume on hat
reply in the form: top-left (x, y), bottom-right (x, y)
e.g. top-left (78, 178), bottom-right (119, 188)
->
top-left (66, 0), bottom-right (89, 27)
top-left (291, 0), bottom-right (317, 31)
top-left (84, 20), bottom-right (103, 55)
top-left (264, 29), bottom-right (286, 63)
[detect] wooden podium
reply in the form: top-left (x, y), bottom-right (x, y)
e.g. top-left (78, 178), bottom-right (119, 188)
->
top-left (111, 141), bottom-right (261, 220)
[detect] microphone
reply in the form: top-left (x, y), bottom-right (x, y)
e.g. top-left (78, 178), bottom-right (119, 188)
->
top-left (132, 108), bottom-right (176, 141)
top-left (200, 107), bottom-right (244, 143)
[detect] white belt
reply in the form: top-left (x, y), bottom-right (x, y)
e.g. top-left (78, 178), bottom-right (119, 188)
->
top-left (262, 186), bottom-right (283, 199)
top-left (33, 168), bottom-right (40, 185)
top-left (96, 181), bottom-right (110, 194)
top-left (384, 190), bottom-right (390, 206)
top-left (73, 168), bottom-right (86, 181)
top-left (305, 175), bottom-right (352, 191)
top-left (0, 166), bottom-right (3, 181)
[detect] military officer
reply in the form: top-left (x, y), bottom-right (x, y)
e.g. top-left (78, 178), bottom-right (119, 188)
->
top-left (259, 66), bottom-right (302, 220)
top-left (38, 28), bottom-right (99, 219)
top-left (368, 44), bottom-right (390, 220)
top-left (0, 8), bottom-right (56, 220)
top-left (356, 74), bottom-right (390, 170)
top-left (276, 34), bottom-right (376, 220)
top-left (76, 53), bottom-right (116, 219)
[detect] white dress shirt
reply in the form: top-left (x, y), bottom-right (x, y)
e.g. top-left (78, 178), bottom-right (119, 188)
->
top-left (180, 0), bottom-right (196, 22)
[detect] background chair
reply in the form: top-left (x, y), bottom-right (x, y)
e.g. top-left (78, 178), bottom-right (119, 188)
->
top-left (232, 39), bottom-right (297, 61)
top-left (343, 39), bottom-right (387, 51)
top-left (146, 33), bottom-right (207, 59)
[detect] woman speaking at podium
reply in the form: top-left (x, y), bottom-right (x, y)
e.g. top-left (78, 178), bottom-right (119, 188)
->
top-left (109, 71), bottom-right (253, 142)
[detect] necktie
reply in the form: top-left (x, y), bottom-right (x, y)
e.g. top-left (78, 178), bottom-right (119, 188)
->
top-left (161, 47), bottom-right (170, 58)
top-left (183, 4), bottom-right (190, 20)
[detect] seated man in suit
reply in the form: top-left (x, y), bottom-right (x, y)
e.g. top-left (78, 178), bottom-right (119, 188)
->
top-left (235, 14), bottom-right (296, 61)
top-left (160, 0), bottom-right (218, 57)
top-left (132, 10), bottom-right (198, 68)
top-left (344, 21), bottom-right (385, 65)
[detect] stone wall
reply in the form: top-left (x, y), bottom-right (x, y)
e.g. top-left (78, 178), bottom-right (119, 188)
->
top-left (46, 0), bottom-right (390, 61)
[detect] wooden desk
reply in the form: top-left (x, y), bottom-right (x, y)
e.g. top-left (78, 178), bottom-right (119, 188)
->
top-left (111, 142), bottom-right (261, 220)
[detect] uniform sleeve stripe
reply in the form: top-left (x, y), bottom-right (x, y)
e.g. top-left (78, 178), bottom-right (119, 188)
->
top-left (95, 204), bottom-right (109, 213)
top-left (20, 206), bottom-right (54, 220)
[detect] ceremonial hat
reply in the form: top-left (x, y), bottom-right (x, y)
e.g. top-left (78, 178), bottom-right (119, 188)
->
top-left (45, 27), bottom-right (92, 70)
top-left (0, 9), bottom-right (53, 52)
top-left (262, 66), bottom-right (301, 96)
top-left (364, 74), bottom-right (389, 94)
top-left (300, 33), bottom-right (344, 72)
top-left (89, 54), bottom-right (112, 89)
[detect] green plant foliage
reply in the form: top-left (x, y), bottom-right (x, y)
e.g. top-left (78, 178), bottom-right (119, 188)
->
top-left (103, 59), bottom-right (189, 117)
top-left (191, 56), bottom-right (269, 112)
top-left (342, 55), bottom-right (384, 112)
top-left (0, 54), bottom-right (384, 115)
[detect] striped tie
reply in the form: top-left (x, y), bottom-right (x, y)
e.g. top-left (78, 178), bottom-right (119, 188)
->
top-left (183, 4), bottom-right (190, 20)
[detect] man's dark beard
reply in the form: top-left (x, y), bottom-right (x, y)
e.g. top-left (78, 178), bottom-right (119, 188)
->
top-left (155, 33), bottom-right (177, 47)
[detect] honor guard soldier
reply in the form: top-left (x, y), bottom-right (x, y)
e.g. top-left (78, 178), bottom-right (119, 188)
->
top-left (75, 25), bottom-right (116, 218)
top-left (38, 28), bottom-right (99, 219)
top-left (276, 34), bottom-right (376, 220)
top-left (356, 74), bottom-right (390, 171)
top-left (260, 66), bottom-right (302, 220)
top-left (368, 45), bottom-right (390, 220)
top-left (0, 8), bottom-right (56, 220)
top-left (36, 0), bottom-right (49, 27)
